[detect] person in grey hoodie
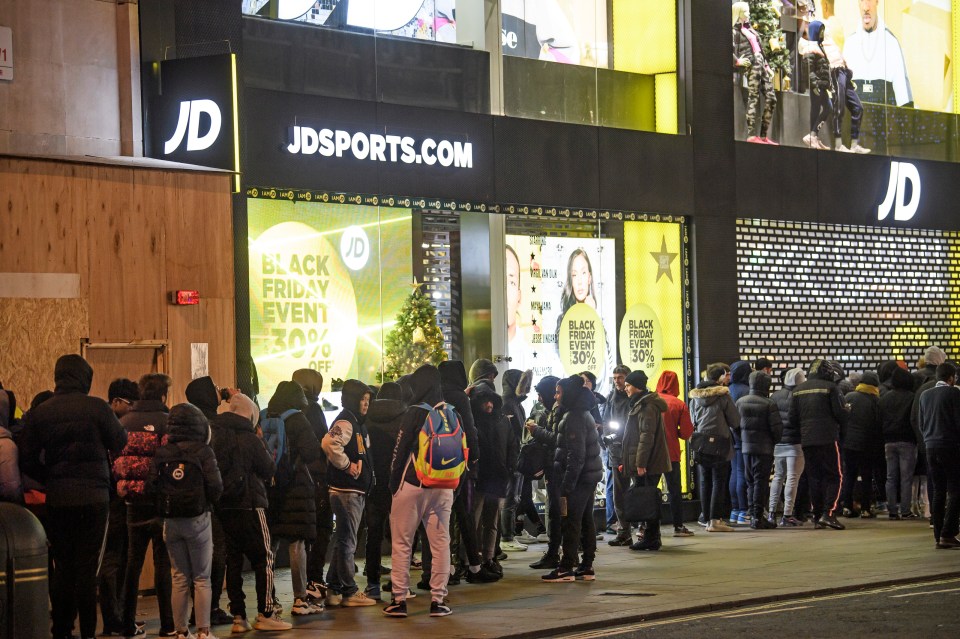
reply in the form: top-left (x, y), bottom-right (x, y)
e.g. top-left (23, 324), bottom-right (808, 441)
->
top-left (688, 363), bottom-right (738, 532)
top-left (769, 367), bottom-right (806, 526)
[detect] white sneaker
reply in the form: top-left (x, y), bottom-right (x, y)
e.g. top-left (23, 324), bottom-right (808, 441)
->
top-left (802, 133), bottom-right (816, 147)
top-left (230, 616), bottom-right (252, 633)
top-left (341, 591), bottom-right (378, 607)
top-left (516, 532), bottom-right (539, 545)
top-left (852, 143), bottom-right (871, 154)
top-left (706, 519), bottom-right (735, 532)
top-left (291, 598), bottom-right (316, 616)
top-left (501, 539), bottom-right (528, 552)
top-left (837, 144), bottom-right (854, 153)
top-left (325, 592), bottom-right (343, 607)
top-left (253, 614), bottom-right (292, 631)
top-left (536, 532), bottom-right (549, 542)
top-left (197, 632), bottom-right (218, 639)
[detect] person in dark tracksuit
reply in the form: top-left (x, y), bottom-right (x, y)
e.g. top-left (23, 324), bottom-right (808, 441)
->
top-left (737, 371), bottom-right (782, 529)
top-left (918, 363), bottom-right (960, 549)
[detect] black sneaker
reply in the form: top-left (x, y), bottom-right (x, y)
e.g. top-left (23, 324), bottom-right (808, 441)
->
top-left (820, 514), bottom-right (846, 530)
top-left (496, 551), bottom-right (507, 561)
top-left (528, 553), bottom-right (560, 569)
top-left (607, 536), bottom-right (633, 547)
top-left (382, 599), bottom-right (408, 617)
top-left (574, 565), bottom-right (595, 581)
top-left (430, 600), bottom-right (453, 617)
top-left (541, 568), bottom-right (575, 582)
top-left (416, 572), bottom-right (431, 590)
top-left (466, 564), bottom-right (500, 583)
top-left (629, 538), bottom-right (662, 551)
top-left (936, 536), bottom-right (960, 549)
top-left (901, 513), bottom-right (919, 520)
top-left (889, 513), bottom-right (902, 520)
top-left (813, 517), bottom-right (826, 529)
top-left (210, 607), bottom-right (234, 626)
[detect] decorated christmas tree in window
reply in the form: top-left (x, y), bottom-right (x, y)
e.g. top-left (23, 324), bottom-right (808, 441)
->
top-left (749, 0), bottom-right (791, 90)
top-left (380, 279), bottom-right (448, 382)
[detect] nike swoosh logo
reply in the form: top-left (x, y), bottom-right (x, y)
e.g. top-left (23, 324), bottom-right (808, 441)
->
top-left (441, 457), bottom-right (457, 465)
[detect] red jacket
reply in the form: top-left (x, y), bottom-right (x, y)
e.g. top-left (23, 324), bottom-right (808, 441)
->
top-left (656, 371), bottom-right (694, 462)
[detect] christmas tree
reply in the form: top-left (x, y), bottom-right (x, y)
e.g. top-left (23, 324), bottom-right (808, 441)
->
top-left (380, 279), bottom-right (448, 382)
top-left (749, 0), bottom-right (791, 86)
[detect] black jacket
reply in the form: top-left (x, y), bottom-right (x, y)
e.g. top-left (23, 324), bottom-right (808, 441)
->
top-left (771, 387), bottom-right (801, 446)
top-left (554, 387), bottom-right (603, 495)
top-left (601, 387), bottom-right (631, 464)
top-left (266, 381), bottom-right (321, 541)
top-left (439, 361), bottom-right (479, 479)
top-left (736, 373), bottom-right (782, 456)
top-left (185, 376), bottom-right (221, 420)
top-left (150, 405), bottom-right (223, 512)
top-left (728, 361), bottom-right (752, 445)
top-left (843, 387), bottom-right (882, 452)
top-left (390, 365), bottom-right (444, 493)
top-left (20, 355), bottom-right (127, 507)
top-left (471, 382), bottom-right (516, 497)
top-left (918, 383), bottom-right (960, 449)
top-left (789, 376), bottom-right (847, 447)
top-left (913, 365), bottom-right (937, 392)
top-left (879, 368), bottom-right (916, 444)
top-left (210, 411), bottom-right (274, 510)
top-left (366, 395), bottom-right (406, 496)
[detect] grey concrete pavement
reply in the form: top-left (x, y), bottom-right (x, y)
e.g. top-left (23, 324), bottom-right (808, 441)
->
top-left (125, 516), bottom-right (960, 638)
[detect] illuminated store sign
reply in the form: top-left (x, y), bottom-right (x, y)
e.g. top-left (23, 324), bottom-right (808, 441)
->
top-left (877, 161), bottom-right (921, 222)
top-left (285, 126), bottom-right (474, 169)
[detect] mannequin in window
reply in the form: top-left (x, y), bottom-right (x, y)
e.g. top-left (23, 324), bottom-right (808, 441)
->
top-left (733, 2), bottom-right (778, 145)
top-left (812, 20), bottom-right (871, 153)
top-left (801, 20), bottom-right (832, 149)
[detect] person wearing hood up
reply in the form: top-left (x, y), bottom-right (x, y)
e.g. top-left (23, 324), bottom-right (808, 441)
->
top-left (266, 381), bottom-right (324, 615)
top-left (540, 376), bottom-right (603, 582)
top-left (502, 369), bottom-right (542, 547)
top-left (620, 371), bottom-right (670, 552)
top-left (211, 393), bottom-right (291, 632)
top-left (770, 367), bottom-right (807, 526)
top-left (737, 371), bottom-right (782, 529)
top-left (291, 369), bottom-right (334, 608)
top-left (150, 403), bottom-right (223, 639)
top-left (790, 359), bottom-right (848, 530)
top-left (601, 365), bottom-right (632, 536)
top-left (880, 366), bottom-right (918, 520)
top-left (20, 354), bottom-right (127, 639)
top-left (383, 365), bottom-right (460, 618)
top-left (727, 360), bottom-right (752, 526)
top-left (322, 379), bottom-right (375, 607)
top-left (526, 375), bottom-right (563, 570)
top-left (841, 372), bottom-right (881, 519)
top-left (363, 382), bottom-right (406, 600)
top-left (656, 371), bottom-right (695, 537)
top-left (113, 374), bottom-right (175, 637)
top-left (688, 363), bottom-right (738, 533)
top-left (469, 378), bottom-right (515, 576)
top-left (468, 358), bottom-right (499, 392)
top-left (437, 361), bottom-right (489, 584)
top-left (185, 375), bottom-right (235, 625)
top-left (915, 346), bottom-right (946, 391)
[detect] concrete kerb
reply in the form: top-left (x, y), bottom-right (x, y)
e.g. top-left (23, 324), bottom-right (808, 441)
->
top-left (522, 571), bottom-right (960, 639)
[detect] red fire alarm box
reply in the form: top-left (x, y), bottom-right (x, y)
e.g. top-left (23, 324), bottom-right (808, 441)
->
top-left (171, 290), bottom-right (200, 305)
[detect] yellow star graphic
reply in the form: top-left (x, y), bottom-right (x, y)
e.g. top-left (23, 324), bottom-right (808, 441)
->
top-left (650, 236), bottom-right (678, 283)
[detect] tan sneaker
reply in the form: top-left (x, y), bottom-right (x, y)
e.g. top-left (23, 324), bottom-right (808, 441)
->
top-left (706, 519), bottom-right (735, 532)
top-left (253, 613), bottom-right (292, 631)
top-left (342, 591), bottom-right (378, 607)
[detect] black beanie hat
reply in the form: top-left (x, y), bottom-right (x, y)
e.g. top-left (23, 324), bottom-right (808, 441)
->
top-left (377, 382), bottom-right (403, 402)
top-left (625, 370), bottom-right (648, 390)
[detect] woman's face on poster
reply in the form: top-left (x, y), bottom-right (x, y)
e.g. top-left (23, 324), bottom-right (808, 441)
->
top-left (571, 253), bottom-right (592, 303)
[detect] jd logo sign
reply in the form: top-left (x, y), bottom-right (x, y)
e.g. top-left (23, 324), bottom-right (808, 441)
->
top-left (877, 161), bottom-right (921, 222)
top-left (164, 99), bottom-right (222, 154)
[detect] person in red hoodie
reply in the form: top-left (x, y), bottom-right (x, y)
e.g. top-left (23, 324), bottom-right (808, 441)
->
top-left (656, 371), bottom-right (695, 536)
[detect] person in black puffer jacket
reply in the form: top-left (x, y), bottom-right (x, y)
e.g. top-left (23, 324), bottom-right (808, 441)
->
top-left (211, 393), bottom-right (288, 630)
top-left (790, 359), bottom-right (848, 530)
top-left (266, 381), bottom-right (323, 614)
top-left (151, 403), bottom-right (222, 639)
top-left (437, 360), bottom-right (487, 583)
top-left (541, 375), bottom-right (602, 583)
top-left (769, 367), bottom-right (806, 526)
top-left (880, 367), bottom-right (917, 519)
top-left (736, 371), bottom-right (782, 528)
top-left (292, 369), bottom-right (334, 600)
top-left (840, 372), bottom-right (881, 518)
top-left (114, 374), bottom-right (175, 636)
top-left (526, 375), bottom-right (562, 569)
top-left (20, 354), bottom-right (128, 639)
top-left (363, 382), bottom-right (405, 600)
top-left (470, 380), bottom-right (516, 570)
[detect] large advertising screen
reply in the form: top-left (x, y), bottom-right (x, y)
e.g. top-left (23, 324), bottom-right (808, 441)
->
top-left (248, 199), bottom-right (412, 403)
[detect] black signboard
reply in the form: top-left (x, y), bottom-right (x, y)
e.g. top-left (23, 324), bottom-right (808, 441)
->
top-left (148, 54), bottom-right (239, 182)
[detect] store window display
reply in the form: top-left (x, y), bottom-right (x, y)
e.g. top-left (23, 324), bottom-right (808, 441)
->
top-left (733, 2), bottom-right (780, 144)
top-left (842, 0), bottom-right (913, 107)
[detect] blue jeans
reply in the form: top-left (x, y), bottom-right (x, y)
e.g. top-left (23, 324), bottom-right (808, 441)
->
top-left (604, 466), bottom-right (616, 527)
top-left (163, 512), bottom-right (212, 633)
top-left (885, 442), bottom-right (917, 516)
top-left (729, 448), bottom-right (747, 513)
top-left (327, 491), bottom-right (365, 597)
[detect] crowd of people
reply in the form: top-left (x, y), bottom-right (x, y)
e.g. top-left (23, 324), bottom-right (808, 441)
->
top-left (0, 345), bottom-right (958, 639)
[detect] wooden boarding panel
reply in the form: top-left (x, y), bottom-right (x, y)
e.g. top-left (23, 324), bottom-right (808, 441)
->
top-left (81, 344), bottom-right (163, 402)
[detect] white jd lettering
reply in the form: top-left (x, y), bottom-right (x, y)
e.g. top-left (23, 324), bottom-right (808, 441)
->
top-left (164, 99), bottom-right (222, 154)
top-left (877, 161), bottom-right (921, 222)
